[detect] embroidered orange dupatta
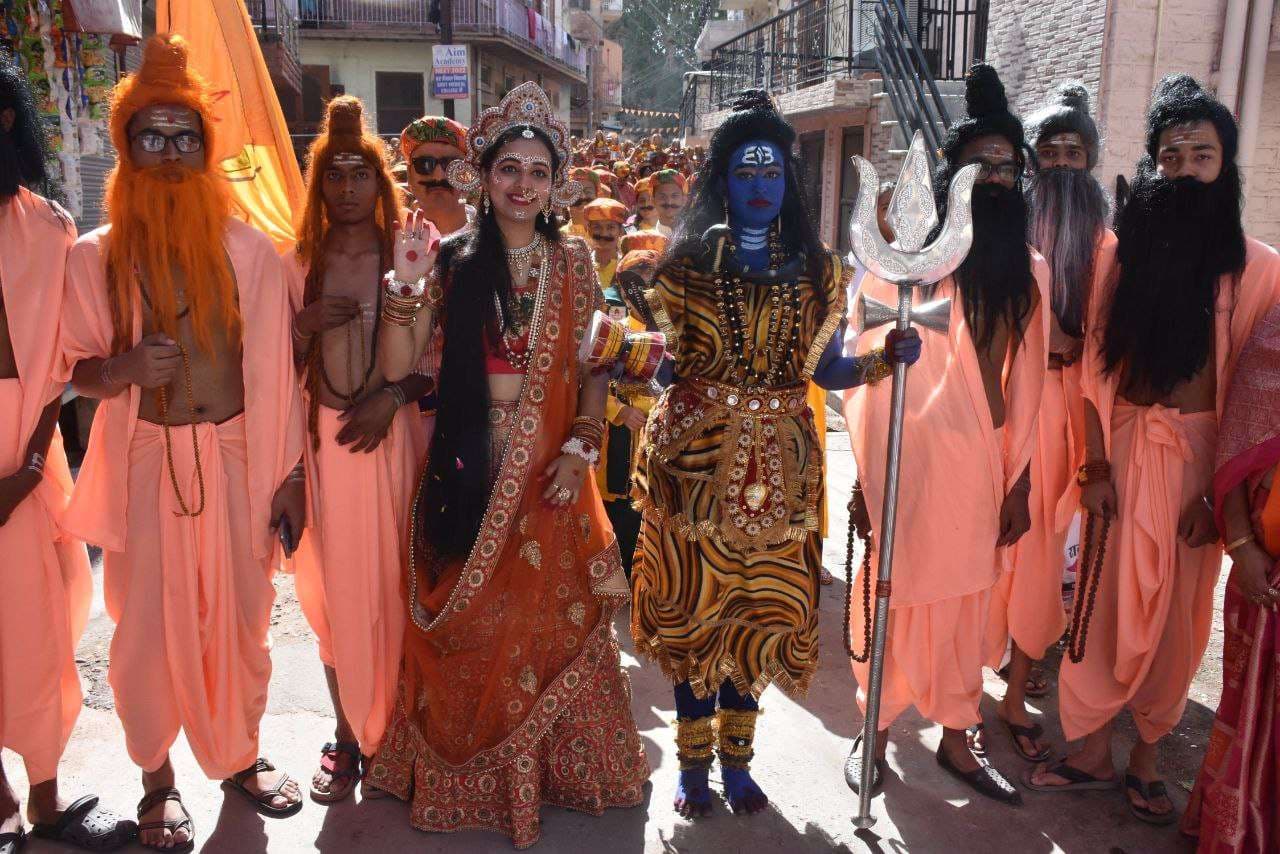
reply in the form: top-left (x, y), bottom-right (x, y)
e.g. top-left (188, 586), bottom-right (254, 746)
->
top-left (370, 238), bottom-right (647, 848)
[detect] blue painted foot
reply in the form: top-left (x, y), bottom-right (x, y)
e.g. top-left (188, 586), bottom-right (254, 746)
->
top-left (674, 768), bottom-right (713, 818)
top-left (722, 767), bottom-right (768, 815)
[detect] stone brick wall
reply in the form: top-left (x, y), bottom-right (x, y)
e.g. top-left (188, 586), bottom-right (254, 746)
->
top-left (984, 0), bottom-right (1108, 121)
top-left (984, 0), bottom-right (1278, 245)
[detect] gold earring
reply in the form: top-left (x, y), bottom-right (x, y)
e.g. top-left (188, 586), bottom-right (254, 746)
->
top-left (722, 198), bottom-right (729, 223)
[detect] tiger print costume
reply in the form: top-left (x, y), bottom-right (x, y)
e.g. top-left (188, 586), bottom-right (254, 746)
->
top-left (631, 249), bottom-right (847, 700)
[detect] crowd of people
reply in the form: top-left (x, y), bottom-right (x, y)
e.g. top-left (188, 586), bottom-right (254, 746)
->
top-left (0, 28), bottom-right (1276, 854)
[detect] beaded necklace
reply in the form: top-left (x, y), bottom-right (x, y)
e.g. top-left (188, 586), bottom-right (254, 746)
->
top-left (492, 234), bottom-right (549, 373)
top-left (715, 227), bottom-right (801, 389)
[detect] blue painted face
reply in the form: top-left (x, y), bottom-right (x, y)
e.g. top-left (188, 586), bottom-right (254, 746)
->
top-left (727, 139), bottom-right (786, 228)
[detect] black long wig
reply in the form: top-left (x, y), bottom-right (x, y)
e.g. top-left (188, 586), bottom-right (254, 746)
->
top-left (663, 90), bottom-right (827, 287)
top-left (0, 50), bottom-right (50, 198)
top-left (421, 124), bottom-right (565, 563)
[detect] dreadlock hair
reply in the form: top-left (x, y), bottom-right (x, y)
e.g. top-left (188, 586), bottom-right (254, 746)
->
top-left (294, 95), bottom-right (404, 448)
top-left (0, 49), bottom-right (49, 198)
top-left (421, 124), bottom-right (565, 566)
top-left (663, 89), bottom-right (828, 288)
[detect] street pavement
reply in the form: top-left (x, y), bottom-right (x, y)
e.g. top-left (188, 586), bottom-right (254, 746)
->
top-left (5, 430), bottom-right (1214, 853)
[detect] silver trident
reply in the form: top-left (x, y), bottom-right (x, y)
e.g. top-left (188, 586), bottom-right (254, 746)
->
top-left (847, 132), bottom-right (979, 830)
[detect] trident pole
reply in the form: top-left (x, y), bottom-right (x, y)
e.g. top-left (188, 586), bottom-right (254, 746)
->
top-left (852, 284), bottom-right (913, 830)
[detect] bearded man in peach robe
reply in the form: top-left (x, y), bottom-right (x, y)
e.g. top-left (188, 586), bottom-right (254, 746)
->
top-left (1027, 75), bottom-right (1280, 827)
top-left (284, 95), bottom-right (429, 803)
top-left (0, 55), bottom-right (136, 853)
top-left (844, 64), bottom-right (1047, 807)
top-left (982, 82), bottom-right (1118, 763)
top-left (60, 35), bottom-right (307, 849)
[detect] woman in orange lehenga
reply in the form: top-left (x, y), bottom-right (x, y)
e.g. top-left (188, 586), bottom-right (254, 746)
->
top-left (1182, 302), bottom-right (1280, 852)
top-left (365, 82), bottom-right (648, 849)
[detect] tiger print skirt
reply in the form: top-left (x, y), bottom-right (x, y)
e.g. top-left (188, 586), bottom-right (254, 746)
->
top-left (631, 377), bottom-right (822, 700)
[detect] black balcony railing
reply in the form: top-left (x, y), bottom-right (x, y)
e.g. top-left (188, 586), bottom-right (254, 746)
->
top-left (707, 0), bottom-right (877, 109)
top-left (248, 0), bottom-right (301, 63)
top-left (297, 0), bottom-right (588, 75)
top-left (706, 0), bottom-right (985, 110)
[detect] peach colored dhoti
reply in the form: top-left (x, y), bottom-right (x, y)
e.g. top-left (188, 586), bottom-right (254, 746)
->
top-left (292, 404), bottom-right (422, 753)
top-left (1057, 402), bottom-right (1219, 742)
top-left (988, 363), bottom-right (1079, 661)
top-left (104, 413), bottom-right (275, 780)
top-left (0, 381), bottom-right (91, 784)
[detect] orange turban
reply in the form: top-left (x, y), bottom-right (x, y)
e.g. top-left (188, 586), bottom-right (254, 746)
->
top-left (651, 168), bottom-right (687, 193)
top-left (633, 176), bottom-right (652, 198)
top-left (399, 115), bottom-right (467, 160)
top-left (109, 33), bottom-right (222, 166)
top-left (583, 198), bottom-right (627, 225)
top-left (620, 230), bottom-right (669, 254)
top-left (618, 249), bottom-right (660, 273)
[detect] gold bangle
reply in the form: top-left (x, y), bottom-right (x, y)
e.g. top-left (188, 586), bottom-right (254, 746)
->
top-left (1224, 533), bottom-right (1256, 554)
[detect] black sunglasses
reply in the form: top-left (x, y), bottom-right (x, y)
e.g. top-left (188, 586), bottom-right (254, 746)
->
top-left (411, 155), bottom-right (458, 175)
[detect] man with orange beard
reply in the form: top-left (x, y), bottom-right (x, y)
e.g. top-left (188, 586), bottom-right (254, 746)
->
top-left (400, 115), bottom-right (469, 236)
top-left (59, 35), bottom-right (307, 849)
top-left (285, 95), bottom-right (432, 804)
top-left (0, 55), bottom-right (136, 853)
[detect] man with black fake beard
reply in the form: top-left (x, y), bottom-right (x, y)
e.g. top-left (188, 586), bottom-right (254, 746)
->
top-left (1028, 75), bottom-right (1280, 826)
top-left (844, 63), bottom-right (1048, 807)
top-left (985, 81), bottom-right (1118, 766)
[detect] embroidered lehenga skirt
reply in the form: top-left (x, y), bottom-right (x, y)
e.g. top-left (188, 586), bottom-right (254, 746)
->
top-left (368, 240), bottom-right (649, 849)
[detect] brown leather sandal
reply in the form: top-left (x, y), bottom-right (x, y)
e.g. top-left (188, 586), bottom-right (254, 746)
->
top-left (136, 788), bottom-right (193, 853)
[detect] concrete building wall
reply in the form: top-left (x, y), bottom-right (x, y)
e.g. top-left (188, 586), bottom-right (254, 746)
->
top-left (299, 40), bottom-right (475, 129)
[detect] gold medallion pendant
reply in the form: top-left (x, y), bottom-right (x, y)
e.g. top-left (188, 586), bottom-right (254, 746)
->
top-left (744, 481), bottom-right (767, 511)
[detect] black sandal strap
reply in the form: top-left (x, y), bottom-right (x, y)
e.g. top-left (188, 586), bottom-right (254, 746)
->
top-left (1006, 721), bottom-right (1044, 740)
top-left (137, 788), bottom-right (184, 820)
top-left (1050, 762), bottom-right (1109, 785)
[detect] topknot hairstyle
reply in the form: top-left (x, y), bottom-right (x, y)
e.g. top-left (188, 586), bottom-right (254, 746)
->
top-left (1025, 81), bottom-right (1101, 168)
top-left (1144, 73), bottom-right (1237, 164)
top-left (939, 63), bottom-right (1027, 168)
top-left (706, 89), bottom-right (796, 166)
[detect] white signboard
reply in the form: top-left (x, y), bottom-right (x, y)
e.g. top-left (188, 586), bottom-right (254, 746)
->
top-left (432, 44), bottom-right (469, 100)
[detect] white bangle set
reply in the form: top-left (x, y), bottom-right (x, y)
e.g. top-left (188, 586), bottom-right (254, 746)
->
top-left (560, 437), bottom-right (600, 467)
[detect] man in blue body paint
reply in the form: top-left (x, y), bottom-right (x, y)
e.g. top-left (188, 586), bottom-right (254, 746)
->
top-left (630, 90), bottom-right (921, 820)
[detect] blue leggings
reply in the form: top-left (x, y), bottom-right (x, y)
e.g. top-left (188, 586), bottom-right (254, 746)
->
top-left (674, 679), bottom-right (758, 720)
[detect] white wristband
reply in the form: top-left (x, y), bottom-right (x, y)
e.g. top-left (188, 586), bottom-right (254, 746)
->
top-left (560, 437), bottom-right (600, 467)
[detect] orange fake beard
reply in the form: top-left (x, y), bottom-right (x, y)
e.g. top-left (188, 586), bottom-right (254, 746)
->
top-left (104, 162), bottom-right (240, 355)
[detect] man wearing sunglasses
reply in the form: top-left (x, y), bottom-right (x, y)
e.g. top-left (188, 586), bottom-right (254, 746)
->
top-left (60, 36), bottom-right (308, 846)
top-left (846, 63), bottom-right (1047, 809)
top-left (399, 115), bottom-right (469, 237)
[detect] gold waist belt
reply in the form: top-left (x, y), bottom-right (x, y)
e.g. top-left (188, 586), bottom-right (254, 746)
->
top-left (683, 378), bottom-right (809, 417)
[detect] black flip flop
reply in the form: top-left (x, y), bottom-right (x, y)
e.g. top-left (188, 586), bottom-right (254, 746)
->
top-left (1124, 774), bottom-right (1177, 825)
top-left (222, 758), bottom-right (304, 818)
top-left (1022, 760), bottom-right (1119, 792)
top-left (136, 788), bottom-right (194, 854)
top-left (0, 827), bottom-right (26, 854)
top-left (32, 795), bottom-right (137, 851)
top-left (1002, 719), bottom-right (1052, 763)
top-left (844, 734), bottom-right (886, 796)
top-left (935, 743), bottom-right (1022, 806)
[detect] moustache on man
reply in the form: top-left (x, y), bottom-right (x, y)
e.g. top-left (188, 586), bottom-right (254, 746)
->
top-left (417, 179), bottom-right (453, 193)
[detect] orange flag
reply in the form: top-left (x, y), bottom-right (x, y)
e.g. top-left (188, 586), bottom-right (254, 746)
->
top-left (158, 0), bottom-right (303, 250)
